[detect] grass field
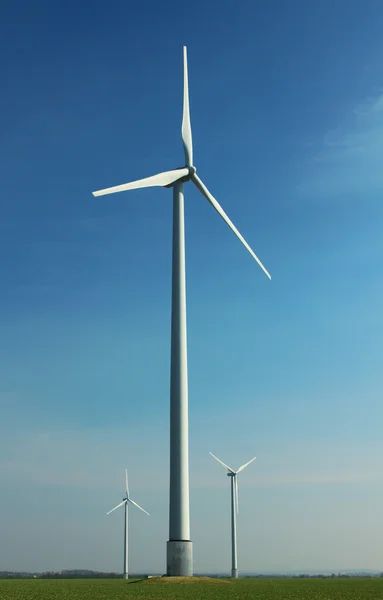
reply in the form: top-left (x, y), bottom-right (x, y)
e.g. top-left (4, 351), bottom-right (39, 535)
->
top-left (1, 577), bottom-right (383, 600)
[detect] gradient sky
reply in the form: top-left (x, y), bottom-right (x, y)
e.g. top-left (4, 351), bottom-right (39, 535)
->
top-left (1, 0), bottom-right (383, 575)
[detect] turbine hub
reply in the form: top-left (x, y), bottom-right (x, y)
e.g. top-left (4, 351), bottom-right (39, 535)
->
top-left (188, 165), bottom-right (196, 177)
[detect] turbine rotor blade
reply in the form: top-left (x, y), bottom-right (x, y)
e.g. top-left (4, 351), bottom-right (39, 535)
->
top-left (128, 498), bottom-right (150, 516)
top-left (235, 476), bottom-right (239, 515)
top-left (92, 168), bottom-right (189, 197)
top-left (191, 174), bottom-right (271, 280)
top-left (106, 500), bottom-right (126, 515)
top-left (209, 452), bottom-right (235, 474)
top-left (182, 46), bottom-right (193, 167)
top-left (237, 456), bottom-right (257, 474)
top-left (125, 469), bottom-right (129, 498)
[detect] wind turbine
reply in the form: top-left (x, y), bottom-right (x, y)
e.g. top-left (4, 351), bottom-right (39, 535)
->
top-left (209, 452), bottom-right (256, 578)
top-left (92, 47), bottom-right (271, 577)
top-left (107, 470), bottom-right (149, 580)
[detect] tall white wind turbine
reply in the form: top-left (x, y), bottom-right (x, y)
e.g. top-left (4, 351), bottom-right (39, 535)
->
top-left (93, 47), bottom-right (271, 577)
top-left (209, 452), bottom-right (256, 578)
top-left (107, 470), bottom-right (149, 579)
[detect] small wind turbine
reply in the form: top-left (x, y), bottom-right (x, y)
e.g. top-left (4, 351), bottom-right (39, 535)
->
top-left (209, 452), bottom-right (256, 578)
top-left (107, 470), bottom-right (149, 580)
top-left (93, 46), bottom-right (270, 577)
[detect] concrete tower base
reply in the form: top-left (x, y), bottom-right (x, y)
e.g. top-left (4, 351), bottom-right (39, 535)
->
top-left (166, 541), bottom-right (193, 576)
top-left (231, 568), bottom-right (238, 578)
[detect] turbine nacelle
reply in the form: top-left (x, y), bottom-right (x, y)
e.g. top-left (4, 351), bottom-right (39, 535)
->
top-left (164, 166), bottom-right (196, 189)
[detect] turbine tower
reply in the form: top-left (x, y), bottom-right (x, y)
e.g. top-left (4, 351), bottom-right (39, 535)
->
top-left (107, 470), bottom-right (149, 579)
top-left (92, 47), bottom-right (271, 577)
top-left (209, 452), bottom-right (256, 578)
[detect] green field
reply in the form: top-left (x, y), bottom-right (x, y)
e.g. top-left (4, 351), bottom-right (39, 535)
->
top-left (1, 578), bottom-right (383, 600)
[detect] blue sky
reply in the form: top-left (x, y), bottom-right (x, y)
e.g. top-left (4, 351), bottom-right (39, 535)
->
top-left (1, 0), bottom-right (383, 575)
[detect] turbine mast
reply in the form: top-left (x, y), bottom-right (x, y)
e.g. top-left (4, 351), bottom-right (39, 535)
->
top-left (230, 474), bottom-right (238, 578)
top-left (167, 180), bottom-right (193, 575)
top-left (123, 501), bottom-right (128, 579)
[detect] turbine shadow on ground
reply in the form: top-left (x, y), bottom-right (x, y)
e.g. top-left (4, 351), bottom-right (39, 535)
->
top-left (125, 576), bottom-right (232, 585)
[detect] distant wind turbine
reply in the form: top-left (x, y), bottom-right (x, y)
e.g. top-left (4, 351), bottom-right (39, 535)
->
top-left (93, 46), bottom-right (270, 577)
top-left (107, 470), bottom-right (149, 580)
top-left (209, 452), bottom-right (256, 578)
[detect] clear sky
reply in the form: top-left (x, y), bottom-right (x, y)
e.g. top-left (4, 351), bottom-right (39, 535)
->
top-left (1, 0), bottom-right (383, 575)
